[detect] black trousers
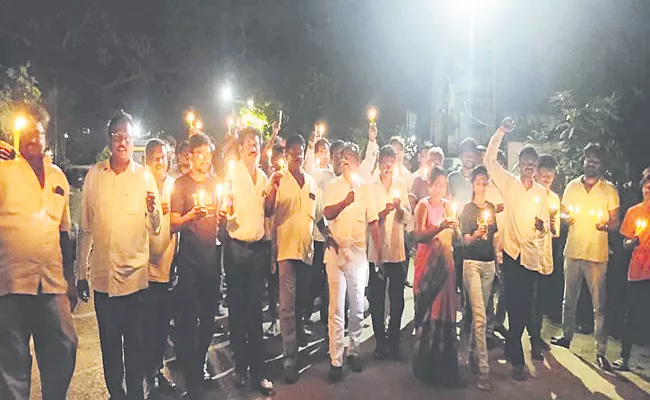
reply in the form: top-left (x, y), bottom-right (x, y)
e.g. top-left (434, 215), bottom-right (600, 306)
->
top-left (368, 262), bottom-right (406, 350)
top-left (94, 290), bottom-right (145, 400)
top-left (305, 240), bottom-right (328, 323)
top-left (621, 279), bottom-right (650, 360)
top-left (143, 282), bottom-right (173, 378)
top-left (527, 273), bottom-right (551, 347)
top-left (224, 239), bottom-right (267, 380)
top-left (502, 254), bottom-right (539, 367)
top-left (174, 253), bottom-right (221, 391)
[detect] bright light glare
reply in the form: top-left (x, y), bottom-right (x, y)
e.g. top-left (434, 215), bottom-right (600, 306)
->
top-left (450, 0), bottom-right (499, 16)
top-left (221, 85), bottom-right (233, 102)
top-left (195, 120), bottom-right (204, 131)
top-left (246, 98), bottom-right (254, 108)
top-left (133, 122), bottom-right (142, 138)
top-left (186, 111), bottom-right (195, 124)
top-left (13, 115), bottom-right (28, 131)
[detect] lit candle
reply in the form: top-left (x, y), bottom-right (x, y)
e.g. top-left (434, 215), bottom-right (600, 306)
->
top-left (635, 219), bottom-right (647, 236)
top-left (533, 196), bottom-right (540, 206)
top-left (482, 209), bottom-right (490, 225)
top-left (185, 111), bottom-right (195, 125)
top-left (550, 202), bottom-right (558, 213)
top-left (367, 107), bottom-right (378, 123)
top-left (392, 189), bottom-right (400, 199)
top-left (278, 109), bottom-right (283, 125)
top-left (451, 202), bottom-right (458, 217)
top-left (596, 209), bottom-right (604, 222)
top-left (278, 158), bottom-right (286, 172)
top-left (162, 178), bottom-right (174, 203)
top-left (13, 115), bottom-right (28, 156)
top-left (195, 120), bottom-right (203, 132)
top-left (318, 123), bottom-right (326, 136)
top-left (196, 189), bottom-right (206, 206)
top-left (216, 183), bottom-right (224, 207)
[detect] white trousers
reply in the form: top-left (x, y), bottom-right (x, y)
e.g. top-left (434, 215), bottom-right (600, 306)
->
top-left (327, 255), bottom-right (368, 367)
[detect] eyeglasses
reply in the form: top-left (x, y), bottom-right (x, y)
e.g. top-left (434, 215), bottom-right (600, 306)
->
top-left (110, 132), bottom-right (133, 144)
top-left (148, 155), bottom-right (166, 163)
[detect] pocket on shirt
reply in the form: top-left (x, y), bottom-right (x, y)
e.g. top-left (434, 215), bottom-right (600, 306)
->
top-left (46, 193), bottom-right (65, 220)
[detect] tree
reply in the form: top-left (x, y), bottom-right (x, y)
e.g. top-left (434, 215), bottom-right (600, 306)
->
top-left (528, 90), bottom-right (624, 183)
top-left (0, 64), bottom-right (43, 141)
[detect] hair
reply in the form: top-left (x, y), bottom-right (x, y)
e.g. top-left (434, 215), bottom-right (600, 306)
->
top-left (583, 142), bottom-right (603, 160)
top-left (388, 136), bottom-right (405, 149)
top-left (641, 174), bottom-right (650, 189)
top-left (161, 135), bottom-right (177, 150)
top-left (237, 127), bottom-right (261, 147)
top-left (315, 138), bottom-right (330, 153)
top-left (378, 145), bottom-right (397, 162)
top-left (177, 140), bottom-right (190, 154)
top-left (471, 165), bottom-right (489, 183)
top-left (145, 138), bottom-right (166, 157)
top-left (459, 137), bottom-right (478, 154)
top-left (476, 145), bottom-right (487, 153)
top-left (537, 154), bottom-right (557, 171)
top-left (428, 146), bottom-right (444, 159)
top-left (428, 166), bottom-right (447, 186)
top-left (518, 145), bottom-right (539, 160)
top-left (188, 133), bottom-right (213, 151)
top-left (340, 142), bottom-right (361, 163)
top-left (419, 142), bottom-right (434, 154)
top-left (330, 139), bottom-right (346, 155)
top-left (107, 110), bottom-right (134, 137)
top-left (285, 133), bottom-right (306, 150)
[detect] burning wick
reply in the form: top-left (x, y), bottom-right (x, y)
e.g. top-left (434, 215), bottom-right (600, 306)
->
top-left (392, 189), bottom-right (400, 199)
top-left (482, 210), bottom-right (490, 225)
top-left (367, 108), bottom-right (377, 123)
top-left (451, 202), bottom-right (458, 217)
top-left (635, 219), bottom-right (647, 236)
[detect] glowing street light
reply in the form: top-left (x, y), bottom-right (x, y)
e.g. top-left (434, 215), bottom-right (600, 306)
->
top-left (221, 85), bottom-right (233, 103)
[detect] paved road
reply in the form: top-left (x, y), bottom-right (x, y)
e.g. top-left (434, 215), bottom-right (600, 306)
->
top-left (29, 270), bottom-right (650, 400)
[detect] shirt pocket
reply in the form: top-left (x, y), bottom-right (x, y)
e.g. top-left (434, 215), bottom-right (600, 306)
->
top-left (46, 192), bottom-right (66, 221)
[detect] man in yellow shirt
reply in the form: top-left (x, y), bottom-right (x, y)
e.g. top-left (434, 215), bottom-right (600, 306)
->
top-left (551, 143), bottom-right (620, 372)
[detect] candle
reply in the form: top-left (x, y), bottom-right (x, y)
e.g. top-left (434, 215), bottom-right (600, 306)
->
top-left (451, 202), bottom-right (458, 217)
top-left (195, 189), bottom-right (206, 207)
top-left (279, 109), bottom-right (283, 125)
top-left (550, 202), bottom-right (558, 213)
top-left (185, 111), bottom-right (195, 125)
top-left (13, 115), bottom-right (28, 156)
top-left (266, 149), bottom-right (272, 159)
top-left (318, 123), bottom-right (326, 136)
top-left (635, 219), bottom-right (647, 236)
top-left (596, 209), bottom-right (604, 222)
top-left (162, 178), bottom-right (174, 203)
top-left (392, 189), bottom-right (400, 199)
top-left (278, 158), bottom-right (286, 172)
top-left (216, 183), bottom-right (224, 208)
top-left (195, 120), bottom-right (203, 132)
top-left (482, 209), bottom-right (490, 225)
top-left (367, 107), bottom-right (377, 123)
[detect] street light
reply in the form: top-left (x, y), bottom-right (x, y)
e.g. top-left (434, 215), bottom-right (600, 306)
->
top-left (221, 85), bottom-right (233, 103)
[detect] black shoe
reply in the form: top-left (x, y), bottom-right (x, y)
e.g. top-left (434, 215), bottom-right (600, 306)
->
top-left (284, 366), bottom-right (299, 385)
top-left (494, 325), bottom-right (509, 339)
top-left (152, 371), bottom-right (176, 393)
top-left (347, 355), bottom-right (363, 373)
top-left (531, 347), bottom-right (544, 361)
top-left (264, 322), bottom-right (280, 338)
top-left (539, 339), bottom-right (551, 351)
top-left (298, 328), bottom-right (312, 347)
top-left (512, 365), bottom-right (527, 381)
top-left (328, 365), bottom-right (344, 382)
top-left (233, 372), bottom-right (248, 389)
top-left (372, 346), bottom-right (386, 360)
top-left (597, 355), bottom-right (613, 372)
top-left (255, 378), bottom-right (274, 395)
top-left (550, 336), bottom-right (571, 349)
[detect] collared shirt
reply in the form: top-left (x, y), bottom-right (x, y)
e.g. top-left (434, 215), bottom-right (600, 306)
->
top-left (77, 160), bottom-right (162, 297)
top-left (368, 177), bottom-right (411, 263)
top-left (486, 179), bottom-right (505, 263)
top-left (485, 130), bottom-right (550, 273)
top-left (540, 190), bottom-right (561, 274)
top-left (374, 165), bottom-right (414, 232)
top-left (0, 158), bottom-right (71, 296)
top-left (273, 170), bottom-right (322, 265)
top-left (562, 176), bottom-right (620, 263)
top-left (225, 160), bottom-right (269, 242)
top-left (620, 203), bottom-right (650, 281)
top-left (149, 175), bottom-right (177, 283)
top-left (323, 175), bottom-right (379, 266)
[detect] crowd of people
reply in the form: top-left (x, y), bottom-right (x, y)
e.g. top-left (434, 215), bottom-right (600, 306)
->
top-left (0, 104), bottom-right (649, 400)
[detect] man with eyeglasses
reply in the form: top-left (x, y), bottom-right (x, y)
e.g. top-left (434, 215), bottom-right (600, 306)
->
top-left (77, 110), bottom-right (161, 399)
top-left (0, 104), bottom-right (78, 400)
top-left (170, 133), bottom-right (223, 399)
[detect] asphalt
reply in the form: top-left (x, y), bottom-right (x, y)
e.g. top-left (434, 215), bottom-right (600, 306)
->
top-left (28, 265), bottom-right (650, 400)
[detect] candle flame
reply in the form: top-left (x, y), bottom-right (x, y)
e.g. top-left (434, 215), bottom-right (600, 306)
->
top-left (392, 189), bottom-right (400, 199)
top-left (318, 123), bottom-right (326, 135)
top-left (367, 108), bottom-right (377, 122)
top-left (185, 111), bottom-right (195, 124)
top-left (482, 210), bottom-right (490, 224)
top-left (228, 159), bottom-right (235, 173)
top-left (195, 120), bottom-right (204, 131)
top-left (451, 202), bottom-right (458, 216)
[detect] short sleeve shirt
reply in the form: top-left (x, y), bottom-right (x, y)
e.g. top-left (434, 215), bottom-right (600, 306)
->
top-left (171, 174), bottom-right (220, 276)
top-left (620, 203), bottom-right (650, 281)
top-left (461, 202), bottom-right (497, 262)
top-left (562, 176), bottom-right (620, 263)
top-left (448, 170), bottom-right (473, 210)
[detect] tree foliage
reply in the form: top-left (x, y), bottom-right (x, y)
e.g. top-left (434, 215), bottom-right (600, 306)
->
top-left (528, 90), bottom-right (624, 183)
top-left (0, 64), bottom-right (43, 141)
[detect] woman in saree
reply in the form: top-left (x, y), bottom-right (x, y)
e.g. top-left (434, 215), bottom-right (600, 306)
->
top-left (412, 167), bottom-right (459, 386)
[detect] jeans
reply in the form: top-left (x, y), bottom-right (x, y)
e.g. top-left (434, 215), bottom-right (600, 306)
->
top-left (486, 262), bottom-right (507, 338)
top-left (463, 260), bottom-right (496, 375)
top-left (224, 239), bottom-right (267, 380)
top-left (561, 258), bottom-right (608, 355)
top-left (527, 274), bottom-right (551, 347)
top-left (278, 259), bottom-right (312, 368)
top-left (503, 254), bottom-right (538, 367)
top-left (94, 290), bottom-right (145, 400)
top-left (174, 263), bottom-right (220, 391)
top-left (0, 293), bottom-right (77, 400)
top-left (327, 253), bottom-right (367, 367)
top-left (368, 262), bottom-right (406, 351)
top-left (620, 280), bottom-right (650, 360)
top-left (143, 282), bottom-right (173, 378)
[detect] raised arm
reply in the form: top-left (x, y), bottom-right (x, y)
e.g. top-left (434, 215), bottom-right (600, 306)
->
top-left (358, 124), bottom-right (379, 182)
top-left (485, 118), bottom-right (516, 192)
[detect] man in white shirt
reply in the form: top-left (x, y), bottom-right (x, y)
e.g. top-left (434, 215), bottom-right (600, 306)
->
top-left (368, 145), bottom-right (411, 360)
top-left (222, 128), bottom-right (274, 395)
top-left (143, 139), bottom-right (178, 397)
top-left (551, 143), bottom-right (620, 372)
top-left (526, 154), bottom-right (561, 361)
top-left (323, 143), bottom-right (383, 382)
top-left (0, 107), bottom-right (78, 400)
top-left (77, 110), bottom-right (161, 399)
top-left (484, 118), bottom-right (549, 381)
top-left (265, 134), bottom-right (330, 384)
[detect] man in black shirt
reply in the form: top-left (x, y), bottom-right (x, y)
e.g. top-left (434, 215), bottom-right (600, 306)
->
top-left (170, 134), bottom-right (221, 399)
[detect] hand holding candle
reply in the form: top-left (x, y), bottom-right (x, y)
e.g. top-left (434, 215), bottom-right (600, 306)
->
top-left (635, 219), bottom-right (647, 237)
top-left (367, 107), bottom-right (378, 124)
